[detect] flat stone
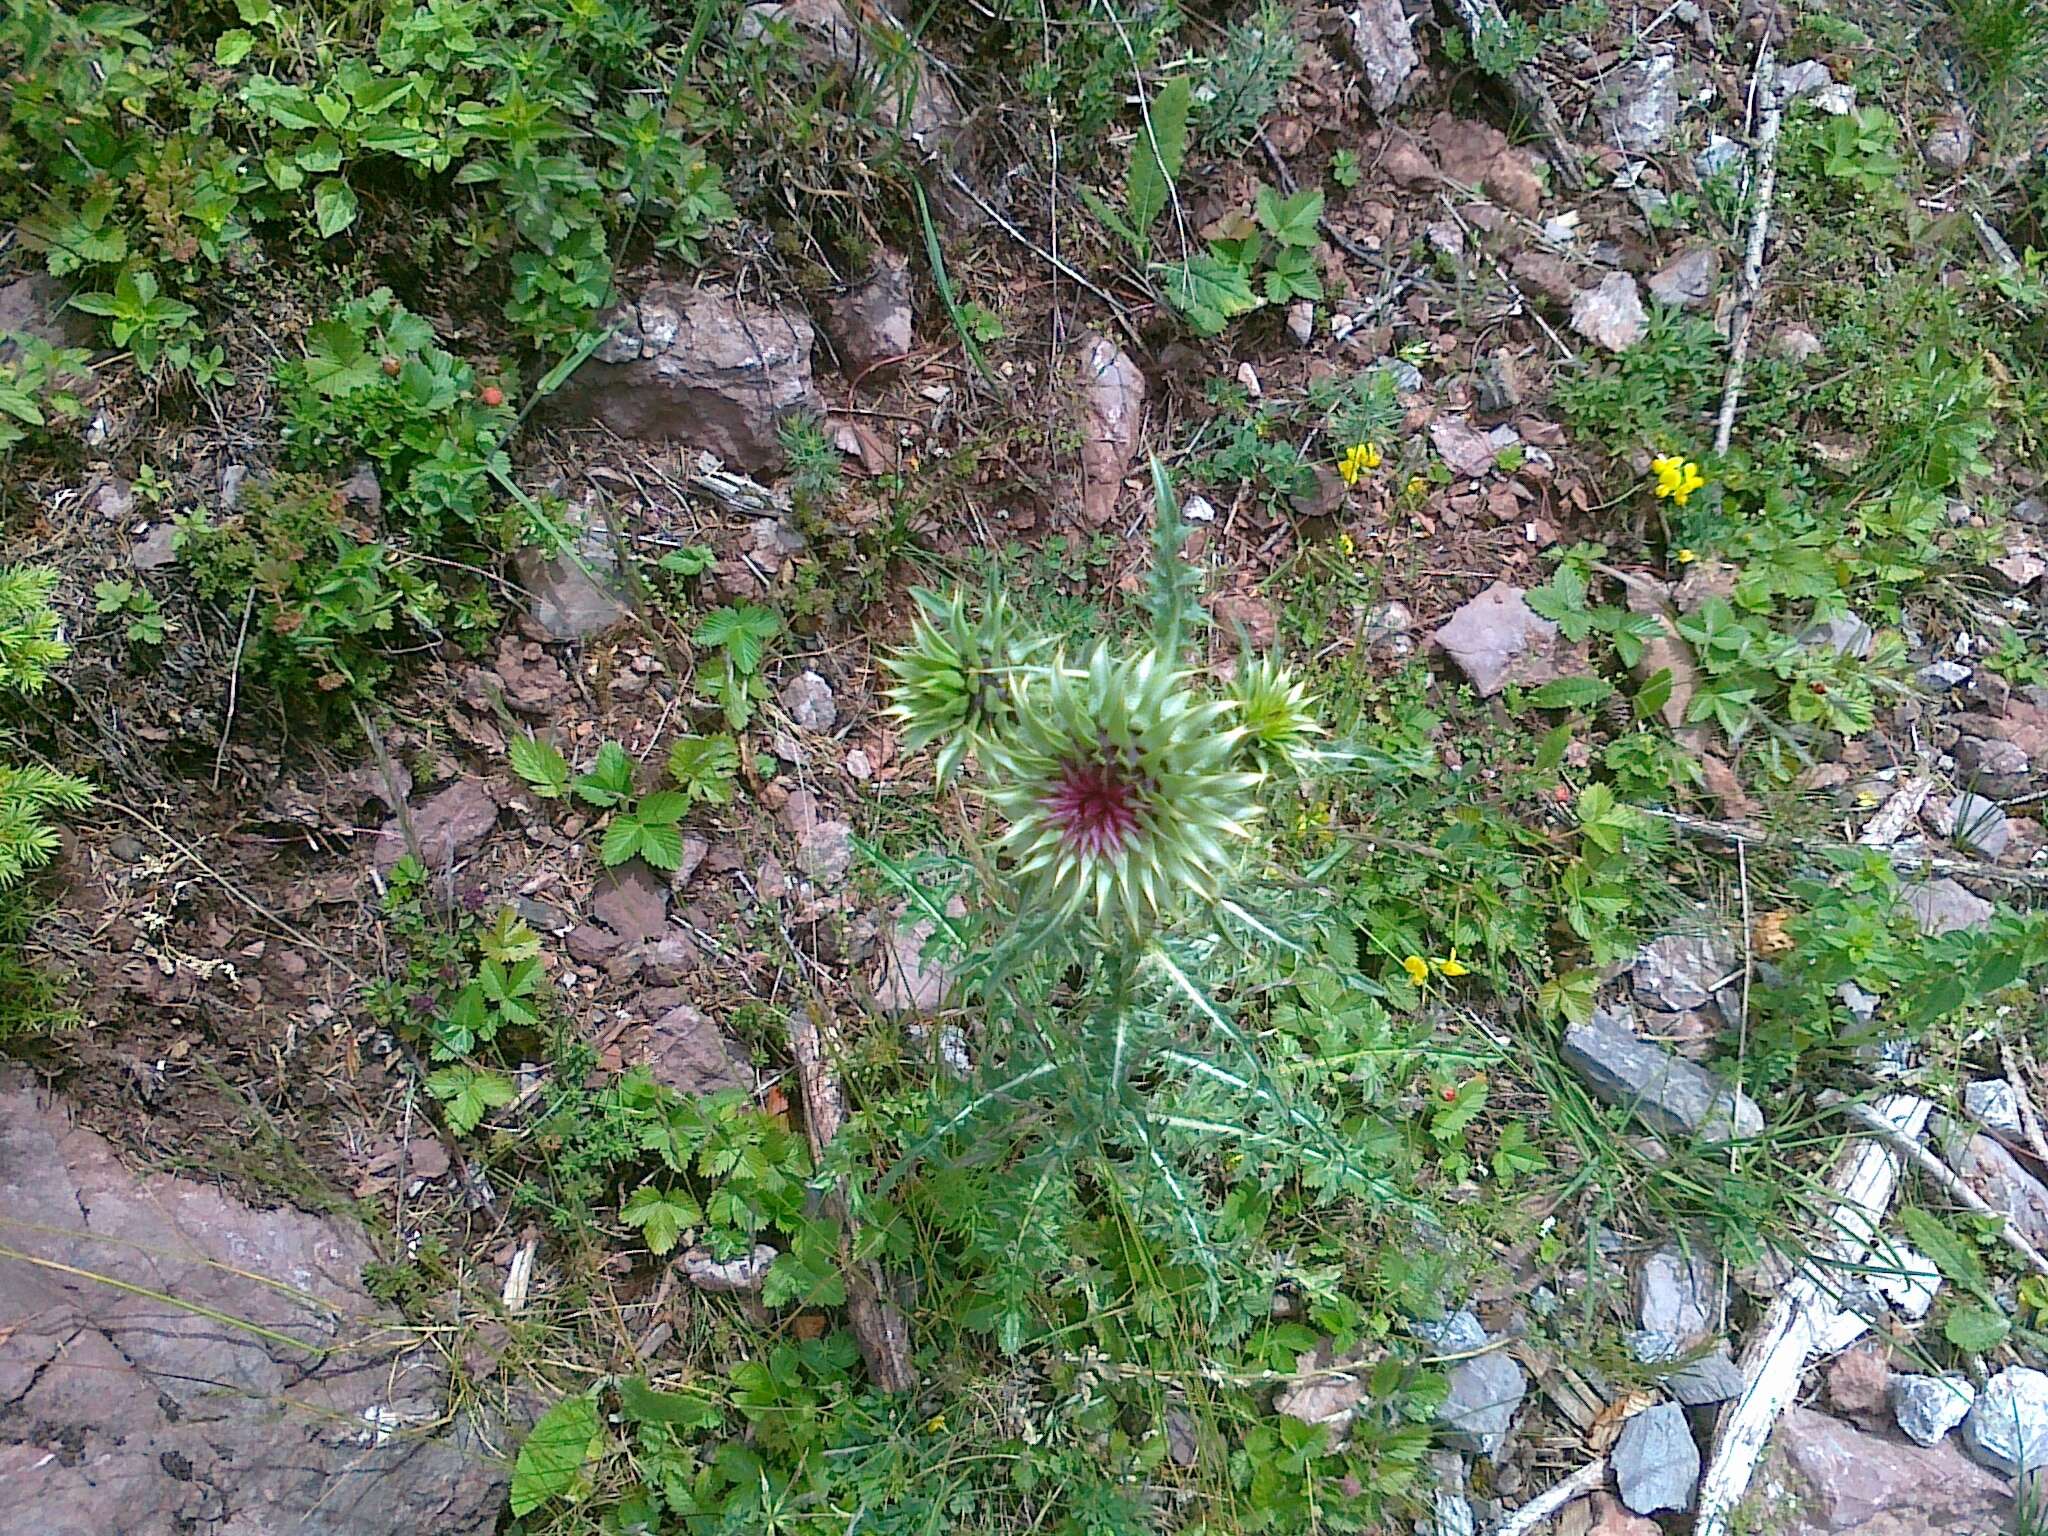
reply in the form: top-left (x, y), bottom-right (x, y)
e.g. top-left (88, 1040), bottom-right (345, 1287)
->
top-left (1665, 1349), bottom-right (1745, 1406)
top-left (1903, 878), bottom-right (1994, 936)
top-left (0, 1071), bottom-right (505, 1534)
top-left (513, 519), bottom-right (632, 641)
top-left (824, 249), bottom-right (912, 374)
top-left (1606, 54), bottom-right (1680, 152)
top-left (1075, 333), bottom-right (1145, 526)
top-left (1965, 1078), bottom-right (2025, 1137)
top-left (678, 1242), bottom-right (776, 1293)
top-left (1429, 415), bottom-right (1520, 478)
top-left (779, 669), bottom-right (837, 732)
top-left (1800, 611), bottom-right (1875, 659)
top-left (1561, 1006), bottom-right (1763, 1142)
top-left (1942, 792), bottom-right (2010, 859)
top-left (1946, 1131), bottom-right (2048, 1253)
top-left (129, 522), bottom-right (177, 570)
top-left (643, 1004), bottom-right (751, 1099)
top-left (1647, 245), bottom-right (1719, 309)
top-left (780, 788), bottom-right (853, 886)
top-left (591, 859), bottom-right (670, 947)
top-left (1892, 1374), bottom-right (1975, 1447)
top-left (1634, 929), bottom-right (1731, 1013)
top-left (1346, 0), bottom-right (1420, 115)
top-left (1611, 1402), bottom-right (1698, 1514)
top-left (1825, 1341), bottom-right (1890, 1424)
top-left (1426, 112), bottom-right (1544, 218)
top-left (0, 272), bottom-right (95, 355)
top-left (1559, 1492), bottom-right (1661, 1536)
top-left (1431, 582), bottom-right (1562, 697)
top-left (1868, 1238), bottom-right (1940, 1320)
top-left (1439, 1345), bottom-right (1526, 1458)
top-left (874, 916), bottom-right (953, 1014)
top-left (1570, 272), bottom-right (1648, 352)
top-left (1962, 1366), bottom-right (2048, 1475)
top-left (1763, 1406), bottom-right (2011, 1534)
top-left (551, 285), bottom-right (817, 471)
top-left (372, 777), bottom-right (500, 873)
top-left (1776, 59), bottom-right (1834, 100)
top-left (1638, 1243), bottom-right (1719, 1339)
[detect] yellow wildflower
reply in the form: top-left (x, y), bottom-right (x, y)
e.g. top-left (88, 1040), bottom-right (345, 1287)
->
top-left (1650, 454), bottom-right (1706, 507)
top-left (1338, 442), bottom-right (1382, 486)
top-left (1675, 547), bottom-right (1697, 564)
top-left (1401, 954), bottom-right (1430, 986)
top-left (1337, 530), bottom-right (1357, 559)
top-left (1433, 952), bottom-right (1471, 978)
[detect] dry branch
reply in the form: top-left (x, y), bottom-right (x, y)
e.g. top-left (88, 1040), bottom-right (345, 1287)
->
top-left (1713, 47), bottom-right (1783, 456)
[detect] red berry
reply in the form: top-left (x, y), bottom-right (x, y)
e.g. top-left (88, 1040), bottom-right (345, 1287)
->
top-left (380, 355), bottom-right (401, 376)
top-left (1440, 1084), bottom-right (1459, 1102)
top-left (480, 385), bottom-right (505, 408)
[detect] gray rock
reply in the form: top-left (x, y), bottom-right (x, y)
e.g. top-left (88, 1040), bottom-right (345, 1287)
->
top-left (372, 777), bottom-right (500, 873)
top-left (779, 669), bottom-right (838, 732)
top-left (1774, 325), bottom-right (1824, 362)
top-left (1634, 930), bottom-right (1731, 1013)
top-left (1474, 351), bottom-right (1521, 413)
top-left (1964, 1077), bottom-right (2024, 1137)
top-left (1346, 0), bottom-right (1420, 115)
top-left (825, 250), bottom-right (913, 374)
top-left (1775, 59), bottom-right (1833, 101)
top-left (1638, 1243), bottom-right (1719, 1339)
top-left (1800, 611), bottom-right (1874, 659)
top-left (1365, 599), bottom-right (1417, 661)
top-left (1647, 245), bottom-right (1719, 309)
top-left (1666, 1350), bottom-right (1745, 1406)
top-left (1767, 1406), bottom-right (2011, 1534)
top-left (1439, 1347), bottom-right (1526, 1458)
top-left (644, 1004), bottom-right (752, 1098)
top-left (1903, 878), bottom-right (1994, 936)
top-left (1287, 301), bottom-right (1315, 345)
top-left (1431, 582), bottom-right (1561, 697)
top-left (1611, 1402), bottom-right (1698, 1514)
top-left (1925, 114), bottom-right (1973, 172)
top-left (513, 523), bottom-right (633, 642)
top-left (678, 1242), bottom-right (777, 1293)
top-left (1607, 55), bottom-right (1680, 152)
top-left (1893, 1374), bottom-right (1976, 1446)
top-left (1373, 355), bottom-right (1426, 393)
top-left (1075, 333), bottom-right (1145, 526)
top-left (1943, 792), bottom-right (2010, 859)
top-left (0, 271), bottom-right (95, 356)
top-left (780, 788), bottom-right (853, 886)
top-left (1695, 132), bottom-right (1745, 179)
top-left (739, 0), bottom-right (958, 148)
top-left (1869, 1239), bottom-right (1941, 1320)
top-left (1570, 272), bottom-right (1649, 352)
top-left (1430, 415), bottom-right (1520, 479)
top-left (1429, 1487), bottom-right (1477, 1536)
top-left (552, 285), bottom-right (817, 471)
top-left (1961, 1366), bottom-right (2048, 1475)
top-left (0, 1071), bottom-right (506, 1535)
top-left (1561, 1006), bottom-right (1763, 1142)
top-left (129, 522), bottom-right (177, 570)
top-left (1919, 659), bottom-right (1973, 690)
top-left (1412, 1309), bottom-right (1488, 1353)
top-left (1947, 1131), bottom-right (2048, 1253)
top-left (874, 915), bottom-right (954, 1014)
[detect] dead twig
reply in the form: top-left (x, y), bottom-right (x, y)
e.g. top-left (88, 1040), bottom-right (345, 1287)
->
top-left (1835, 1096), bottom-right (2048, 1277)
top-left (1644, 805), bottom-right (2048, 888)
top-left (1489, 1456), bottom-right (1609, 1536)
top-left (1713, 45), bottom-right (1783, 456)
top-left (791, 1000), bottom-right (917, 1393)
top-left (2002, 1041), bottom-right (2048, 1171)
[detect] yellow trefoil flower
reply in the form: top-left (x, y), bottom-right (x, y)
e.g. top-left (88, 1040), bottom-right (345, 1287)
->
top-left (1401, 954), bottom-right (1430, 986)
top-left (1675, 547), bottom-right (1697, 564)
top-left (1338, 442), bottom-right (1383, 486)
top-left (1337, 531), bottom-right (1357, 558)
top-left (1434, 952), bottom-right (1471, 977)
top-left (1650, 455), bottom-right (1706, 507)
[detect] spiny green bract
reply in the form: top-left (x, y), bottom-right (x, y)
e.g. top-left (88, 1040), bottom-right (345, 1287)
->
top-left (881, 586), bottom-right (1025, 784)
top-left (987, 647), bottom-right (1265, 937)
top-left (1231, 654), bottom-right (1328, 777)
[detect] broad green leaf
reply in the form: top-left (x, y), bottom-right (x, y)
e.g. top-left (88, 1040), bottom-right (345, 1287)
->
top-left (1635, 668), bottom-right (1675, 721)
top-left (633, 820), bottom-right (685, 871)
top-left (1254, 183), bottom-right (1324, 248)
top-left (1899, 1205), bottom-right (1991, 1298)
top-left (617, 1376), bottom-right (721, 1429)
top-left (509, 733), bottom-right (570, 799)
top-left (214, 28), bottom-right (255, 65)
top-left (1159, 253), bottom-right (1261, 336)
top-left (635, 790), bottom-right (689, 827)
top-left (509, 1395), bottom-right (602, 1517)
top-left (425, 1065), bottom-right (515, 1134)
top-left (574, 741), bottom-right (636, 806)
top-left (621, 1185), bottom-right (702, 1255)
top-left (1527, 675), bottom-right (1614, 711)
top-left (313, 178), bottom-right (358, 238)
top-left (600, 816), bottom-right (644, 867)
top-left (1125, 75), bottom-right (1191, 235)
top-left (1944, 1299), bottom-right (2010, 1354)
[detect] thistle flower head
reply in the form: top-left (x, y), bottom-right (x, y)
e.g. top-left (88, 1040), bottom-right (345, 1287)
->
top-left (882, 588), bottom-right (1022, 782)
top-left (1230, 657), bottom-right (1326, 777)
top-left (987, 647), bottom-right (1263, 936)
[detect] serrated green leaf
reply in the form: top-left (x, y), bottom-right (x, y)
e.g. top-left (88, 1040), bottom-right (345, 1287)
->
top-left (1899, 1205), bottom-right (1992, 1299)
top-left (621, 1185), bottom-right (702, 1255)
top-left (633, 820), bottom-right (685, 871)
top-left (214, 27), bottom-right (255, 65)
top-left (635, 790), bottom-right (688, 827)
top-left (574, 741), bottom-right (636, 807)
top-left (510, 1395), bottom-right (602, 1517)
top-left (1159, 252), bottom-right (1262, 336)
top-left (599, 816), bottom-right (643, 867)
top-left (1126, 75), bottom-right (1191, 236)
top-left (1254, 183), bottom-right (1324, 248)
top-left (1527, 675), bottom-right (1615, 710)
top-left (509, 734), bottom-right (570, 799)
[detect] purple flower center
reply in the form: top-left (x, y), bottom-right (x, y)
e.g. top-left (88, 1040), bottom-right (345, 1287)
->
top-left (1044, 757), bottom-right (1143, 857)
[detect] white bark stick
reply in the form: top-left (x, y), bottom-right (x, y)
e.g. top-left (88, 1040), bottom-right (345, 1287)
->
top-left (1489, 1455), bottom-right (1608, 1535)
top-left (1695, 1092), bottom-right (1930, 1536)
top-left (1713, 47), bottom-right (1783, 457)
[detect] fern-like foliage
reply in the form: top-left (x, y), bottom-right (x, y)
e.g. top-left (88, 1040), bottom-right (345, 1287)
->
top-left (0, 565), bottom-right (69, 694)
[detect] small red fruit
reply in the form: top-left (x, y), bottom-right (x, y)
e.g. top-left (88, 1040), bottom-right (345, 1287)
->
top-left (480, 385), bottom-right (505, 408)
top-left (380, 355), bottom-right (401, 376)
top-left (1440, 1084), bottom-right (1459, 1102)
